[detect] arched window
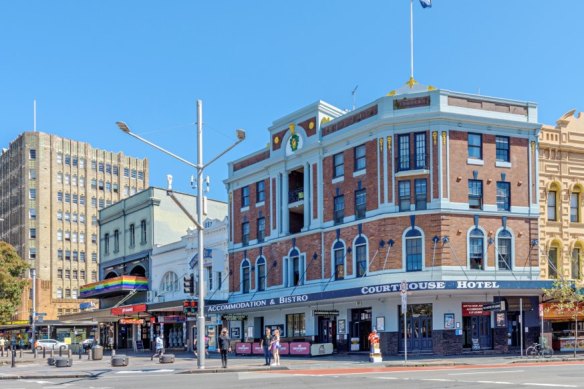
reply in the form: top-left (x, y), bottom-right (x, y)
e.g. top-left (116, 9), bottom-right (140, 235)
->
top-left (334, 241), bottom-right (345, 280)
top-left (548, 246), bottom-right (559, 279)
top-left (256, 257), bottom-right (266, 291)
top-left (159, 271), bottom-right (179, 293)
top-left (354, 236), bottom-right (368, 277)
top-left (241, 259), bottom-right (250, 294)
top-left (497, 230), bottom-right (513, 270)
top-left (285, 249), bottom-right (302, 287)
top-left (469, 228), bottom-right (485, 270)
top-left (572, 244), bottom-right (582, 280)
top-left (405, 228), bottom-right (423, 272)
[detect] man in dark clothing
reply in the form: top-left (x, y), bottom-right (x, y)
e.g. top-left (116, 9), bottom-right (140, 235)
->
top-left (218, 328), bottom-right (231, 368)
top-left (259, 327), bottom-right (272, 366)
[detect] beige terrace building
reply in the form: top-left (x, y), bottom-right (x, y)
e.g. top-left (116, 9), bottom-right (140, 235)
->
top-left (539, 110), bottom-right (584, 281)
top-left (0, 131), bottom-right (148, 320)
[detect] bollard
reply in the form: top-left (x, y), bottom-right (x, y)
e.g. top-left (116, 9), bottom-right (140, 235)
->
top-left (79, 347), bottom-right (83, 359)
top-left (43, 347), bottom-right (46, 359)
top-left (67, 349), bottom-right (71, 359)
top-left (34, 347), bottom-right (37, 359)
top-left (19, 348), bottom-right (22, 358)
top-left (11, 349), bottom-right (16, 368)
top-left (50, 348), bottom-right (54, 359)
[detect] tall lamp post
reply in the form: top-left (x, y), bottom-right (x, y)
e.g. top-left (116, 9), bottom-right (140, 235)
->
top-left (117, 100), bottom-right (245, 369)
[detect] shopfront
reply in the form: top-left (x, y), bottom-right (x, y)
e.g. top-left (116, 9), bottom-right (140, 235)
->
top-left (462, 302), bottom-right (492, 350)
top-left (398, 303), bottom-right (433, 353)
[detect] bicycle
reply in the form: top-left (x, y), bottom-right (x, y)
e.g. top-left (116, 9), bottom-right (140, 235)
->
top-left (525, 342), bottom-right (553, 358)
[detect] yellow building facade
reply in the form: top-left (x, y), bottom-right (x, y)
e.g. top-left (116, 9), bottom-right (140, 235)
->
top-left (539, 110), bottom-right (584, 281)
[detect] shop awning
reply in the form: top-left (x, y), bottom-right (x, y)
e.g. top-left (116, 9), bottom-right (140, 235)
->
top-left (148, 299), bottom-right (228, 313)
top-left (58, 308), bottom-right (120, 323)
top-left (543, 302), bottom-right (584, 321)
top-left (79, 276), bottom-right (148, 299)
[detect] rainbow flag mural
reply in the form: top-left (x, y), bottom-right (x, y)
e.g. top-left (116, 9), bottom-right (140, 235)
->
top-left (80, 275), bottom-right (148, 298)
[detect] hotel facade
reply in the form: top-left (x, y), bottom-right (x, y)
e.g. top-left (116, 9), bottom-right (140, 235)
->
top-left (218, 85), bottom-right (552, 355)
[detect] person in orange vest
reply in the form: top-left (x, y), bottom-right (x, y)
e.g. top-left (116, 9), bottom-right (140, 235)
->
top-left (368, 328), bottom-right (380, 353)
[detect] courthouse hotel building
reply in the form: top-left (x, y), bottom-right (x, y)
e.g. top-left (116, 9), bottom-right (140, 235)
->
top-left (217, 85), bottom-right (552, 355)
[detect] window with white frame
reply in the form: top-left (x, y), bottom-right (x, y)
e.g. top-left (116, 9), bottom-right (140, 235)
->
top-left (405, 228), bottom-right (423, 272)
top-left (256, 257), bottom-right (266, 291)
top-left (497, 230), bottom-right (512, 270)
top-left (241, 259), bottom-right (250, 294)
top-left (333, 241), bottom-right (345, 280)
top-left (469, 228), bottom-right (485, 270)
top-left (355, 236), bottom-right (367, 277)
top-left (160, 271), bottom-right (179, 293)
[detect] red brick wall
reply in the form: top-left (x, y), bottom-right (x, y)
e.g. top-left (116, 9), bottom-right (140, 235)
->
top-left (229, 212), bottom-right (538, 292)
top-left (323, 140), bottom-right (379, 222)
top-left (449, 131), bottom-right (530, 207)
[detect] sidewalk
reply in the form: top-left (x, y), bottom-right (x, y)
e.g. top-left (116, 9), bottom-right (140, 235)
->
top-left (1, 349), bottom-right (583, 380)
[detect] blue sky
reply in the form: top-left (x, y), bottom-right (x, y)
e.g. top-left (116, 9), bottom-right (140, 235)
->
top-left (1, 1), bottom-right (583, 202)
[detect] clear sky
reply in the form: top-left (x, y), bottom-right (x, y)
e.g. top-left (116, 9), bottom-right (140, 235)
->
top-left (1, 1), bottom-right (583, 202)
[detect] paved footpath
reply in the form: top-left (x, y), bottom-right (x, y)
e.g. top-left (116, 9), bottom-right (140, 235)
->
top-left (1, 349), bottom-right (584, 380)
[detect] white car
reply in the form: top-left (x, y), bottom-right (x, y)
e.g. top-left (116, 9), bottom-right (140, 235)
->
top-left (36, 339), bottom-right (68, 350)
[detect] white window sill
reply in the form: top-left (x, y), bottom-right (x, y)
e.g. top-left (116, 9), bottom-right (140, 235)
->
top-left (353, 169), bottom-right (366, 178)
top-left (467, 158), bottom-right (484, 166)
top-left (332, 176), bottom-right (344, 184)
top-left (495, 161), bottom-right (512, 168)
top-left (395, 169), bottom-right (430, 178)
top-left (255, 201), bottom-right (265, 207)
top-left (240, 206), bottom-right (250, 212)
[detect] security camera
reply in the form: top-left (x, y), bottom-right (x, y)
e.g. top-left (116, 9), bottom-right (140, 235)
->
top-left (166, 174), bottom-right (173, 191)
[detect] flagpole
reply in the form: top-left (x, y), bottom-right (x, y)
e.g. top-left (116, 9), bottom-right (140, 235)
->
top-left (410, 0), bottom-right (414, 83)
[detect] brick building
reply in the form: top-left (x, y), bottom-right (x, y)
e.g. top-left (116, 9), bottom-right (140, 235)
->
top-left (217, 84), bottom-right (552, 356)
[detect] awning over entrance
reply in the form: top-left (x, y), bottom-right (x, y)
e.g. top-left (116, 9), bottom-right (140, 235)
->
top-left (543, 302), bottom-right (584, 321)
top-left (80, 276), bottom-right (148, 298)
top-left (207, 279), bottom-right (555, 314)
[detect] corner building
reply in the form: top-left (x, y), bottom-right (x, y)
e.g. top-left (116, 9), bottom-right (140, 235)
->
top-left (220, 85), bottom-right (550, 356)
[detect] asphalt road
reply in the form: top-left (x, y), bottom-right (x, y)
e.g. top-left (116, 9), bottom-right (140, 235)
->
top-left (6, 362), bottom-right (584, 389)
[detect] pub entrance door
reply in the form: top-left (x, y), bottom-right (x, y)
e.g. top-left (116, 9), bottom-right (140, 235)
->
top-left (398, 303), bottom-right (433, 353)
top-left (350, 308), bottom-right (372, 351)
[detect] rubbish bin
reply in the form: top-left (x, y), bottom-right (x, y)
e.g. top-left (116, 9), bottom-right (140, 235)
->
top-left (91, 345), bottom-right (103, 360)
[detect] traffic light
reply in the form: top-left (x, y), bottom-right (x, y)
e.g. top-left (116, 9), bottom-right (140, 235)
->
top-left (183, 273), bottom-right (194, 294)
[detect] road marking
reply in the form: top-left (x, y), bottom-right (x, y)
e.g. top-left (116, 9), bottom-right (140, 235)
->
top-left (522, 384), bottom-right (577, 388)
top-left (115, 369), bottom-right (174, 374)
top-left (449, 369), bottom-right (524, 376)
top-left (476, 381), bottom-right (514, 385)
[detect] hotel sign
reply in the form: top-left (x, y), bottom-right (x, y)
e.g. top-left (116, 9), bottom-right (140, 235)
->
top-left (207, 280), bottom-right (553, 314)
top-left (111, 304), bottom-right (147, 316)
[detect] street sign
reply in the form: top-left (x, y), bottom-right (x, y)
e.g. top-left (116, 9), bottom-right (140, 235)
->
top-left (36, 313), bottom-right (47, 317)
top-left (482, 301), bottom-right (506, 311)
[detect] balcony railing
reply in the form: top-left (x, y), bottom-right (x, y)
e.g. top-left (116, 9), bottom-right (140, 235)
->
top-left (288, 187), bottom-right (305, 203)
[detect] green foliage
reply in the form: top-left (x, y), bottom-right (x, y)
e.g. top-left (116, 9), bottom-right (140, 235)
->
top-left (0, 241), bottom-right (28, 324)
top-left (544, 279), bottom-right (584, 318)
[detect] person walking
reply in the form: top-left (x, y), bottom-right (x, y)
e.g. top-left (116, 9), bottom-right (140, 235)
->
top-left (193, 335), bottom-right (209, 358)
top-left (259, 327), bottom-right (272, 366)
top-left (151, 334), bottom-right (164, 361)
top-left (270, 328), bottom-right (281, 366)
top-left (218, 328), bottom-right (231, 368)
top-left (0, 335), bottom-right (5, 357)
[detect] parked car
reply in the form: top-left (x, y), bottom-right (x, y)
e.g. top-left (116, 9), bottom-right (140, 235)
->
top-left (36, 339), bottom-right (68, 350)
top-left (82, 338), bottom-right (95, 351)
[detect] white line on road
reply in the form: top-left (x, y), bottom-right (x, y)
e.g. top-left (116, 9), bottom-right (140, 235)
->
top-left (522, 384), bottom-right (577, 388)
top-left (449, 370), bottom-right (525, 376)
top-left (476, 381), bottom-right (514, 385)
top-left (115, 369), bottom-right (174, 374)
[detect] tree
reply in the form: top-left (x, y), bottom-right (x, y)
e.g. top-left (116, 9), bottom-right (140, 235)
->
top-left (0, 241), bottom-right (28, 324)
top-left (543, 279), bottom-right (584, 357)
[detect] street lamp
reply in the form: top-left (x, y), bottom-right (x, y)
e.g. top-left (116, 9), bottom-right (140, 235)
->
top-left (118, 100), bottom-right (245, 369)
